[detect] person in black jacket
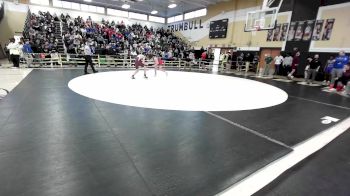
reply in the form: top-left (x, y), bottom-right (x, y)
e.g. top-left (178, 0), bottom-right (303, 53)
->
top-left (305, 54), bottom-right (322, 84)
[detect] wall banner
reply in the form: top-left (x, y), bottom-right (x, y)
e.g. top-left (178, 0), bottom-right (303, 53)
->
top-left (266, 29), bottom-right (274, 42)
top-left (167, 19), bottom-right (204, 32)
top-left (312, 20), bottom-right (324, 41)
top-left (273, 24), bottom-right (281, 41)
top-left (302, 20), bottom-right (314, 41)
top-left (280, 23), bottom-right (289, 41)
top-left (294, 21), bottom-right (305, 41)
top-left (322, 18), bottom-right (335, 41)
top-left (287, 21), bottom-right (296, 41)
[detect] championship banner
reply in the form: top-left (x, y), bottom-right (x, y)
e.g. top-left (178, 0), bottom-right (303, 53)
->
top-left (280, 23), bottom-right (289, 41)
top-left (312, 20), bottom-right (324, 40)
top-left (287, 21), bottom-right (296, 41)
top-left (322, 18), bottom-right (335, 40)
top-left (266, 29), bottom-right (274, 42)
top-left (302, 20), bottom-right (315, 41)
top-left (273, 24), bottom-right (281, 41)
top-left (294, 21), bottom-right (305, 41)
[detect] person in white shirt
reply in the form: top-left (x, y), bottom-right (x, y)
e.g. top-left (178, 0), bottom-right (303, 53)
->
top-left (83, 41), bottom-right (98, 74)
top-left (6, 38), bottom-right (23, 68)
top-left (283, 53), bottom-right (293, 75)
top-left (274, 54), bottom-right (284, 75)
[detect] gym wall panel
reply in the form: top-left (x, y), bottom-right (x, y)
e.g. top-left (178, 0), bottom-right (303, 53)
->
top-left (171, 0), bottom-right (291, 49)
top-left (173, 11), bottom-right (291, 49)
top-left (309, 2), bottom-right (350, 52)
top-left (229, 13), bottom-right (290, 48)
top-left (0, 2), bottom-right (27, 47)
top-left (199, 0), bottom-right (262, 22)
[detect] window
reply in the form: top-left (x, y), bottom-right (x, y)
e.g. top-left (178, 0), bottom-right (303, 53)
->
top-left (30, 0), bottom-right (49, 6)
top-left (61, 1), bottom-right (71, 9)
top-left (57, 1), bottom-right (80, 10)
top-left (167, 14), bottom-right (183, 23)
top-left (184, 8), bottom-right (207, 20)
top-left (80, 4), bottom-right (89, 11)
top-left (149, 16), bottom-right (165, 23)
top-left (52, 0), bottom-right (62, 7)
top-left (167, 17), bottom-right (175, 23)
top-left (88, 5), bottom-right (97, 12)
top-left (107, 8), bottom-right (129, 17)
top-left (174, 14), bottom-right (183, 22)
top-left (71, 2), bottom-right (80, 10)
top-left (96, 6), bottom-right (105, 14)
top-left (129, 12), bottom-right (147, 20)
top-left (184, 12), bottom-right (194, 20)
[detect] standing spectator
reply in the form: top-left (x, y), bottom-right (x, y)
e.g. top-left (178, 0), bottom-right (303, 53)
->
top-left (304, 56), bottom-right (313, 80)
top-left (244, 53), bottom-right (253, 73)
top-left (323, 55), bottom-right (334, 85)
top-left (22, 40), bottom-right (34, 67)
top-left (262, 54), bottom-right (273, 77)
top-left (305, 54), bottom-right (321, 84)
top-left (288, 51), bottom-right (300, 79)
top-left (220, 52), bottom-right (229, 71)
top-left (6, 38), bottom-right (22, 68)
top-left (274, 53), bottom-right (284, 75)
top-left (252, 52), bottom-right (259, 72)
top-left (283, 53), bottom-right (293, 76)
top-left (330, 51), bottom-right (349, 88)
top-left (201, 50), bottom-right (207, 60)
top-left (4, 43), bottom-right (10, 62)
top-left (83, 41), bottom-right (98, 74)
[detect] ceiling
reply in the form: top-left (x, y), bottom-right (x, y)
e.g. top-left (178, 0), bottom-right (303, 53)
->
top-left (69, 0), bottom-right (229, 17)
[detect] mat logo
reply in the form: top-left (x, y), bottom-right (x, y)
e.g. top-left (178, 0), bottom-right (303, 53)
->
top-left (321, 116), bottom-right (339, 124)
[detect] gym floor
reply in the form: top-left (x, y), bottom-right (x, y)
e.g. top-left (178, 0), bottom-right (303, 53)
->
top-left (0, 69), bottom-right (349, 196)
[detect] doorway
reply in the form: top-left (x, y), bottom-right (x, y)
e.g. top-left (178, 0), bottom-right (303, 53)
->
top-left (259, 48), bottom-right (281, 70)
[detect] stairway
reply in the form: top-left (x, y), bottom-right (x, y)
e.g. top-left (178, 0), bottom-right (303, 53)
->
top-left (54, 21), bottom-right (65, 53)
top-left (62, 22), bottom-right (69, 33)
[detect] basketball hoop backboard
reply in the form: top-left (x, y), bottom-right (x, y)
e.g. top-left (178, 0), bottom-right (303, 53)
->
top-left (244, 0), bottom-right (283, 32)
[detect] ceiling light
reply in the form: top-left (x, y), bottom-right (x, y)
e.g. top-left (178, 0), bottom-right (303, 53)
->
top-left (84, 0), bottom-right (92, 2)
top-left (151, 10), bottom-right (158, 14)
top-left (122, 4), bottom-right (130, 9)
top-left (168, 3), bottom-right (177, 8)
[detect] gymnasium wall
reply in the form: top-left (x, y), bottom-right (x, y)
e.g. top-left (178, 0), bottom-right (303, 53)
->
top-left (169, 0), bottom-right (292, 50)
top-left (309, 2), bottom-right (350, 52)
top-left (0, 2), bottom-right (27, 47)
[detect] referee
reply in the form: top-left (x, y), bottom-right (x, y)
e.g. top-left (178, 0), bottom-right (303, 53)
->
top-left (84, 41), bottom-right (98, 74)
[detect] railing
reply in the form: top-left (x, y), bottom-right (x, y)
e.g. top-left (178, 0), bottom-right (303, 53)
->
top-left (20, 53), bottom-right (223, 71)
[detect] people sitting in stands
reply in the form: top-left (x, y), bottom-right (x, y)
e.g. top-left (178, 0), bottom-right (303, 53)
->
top-left (26, 12), bottom-right (59, 54)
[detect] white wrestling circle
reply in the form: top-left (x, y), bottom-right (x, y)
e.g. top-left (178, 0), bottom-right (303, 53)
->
top-left (68, 71), bottom-right (288, 111)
